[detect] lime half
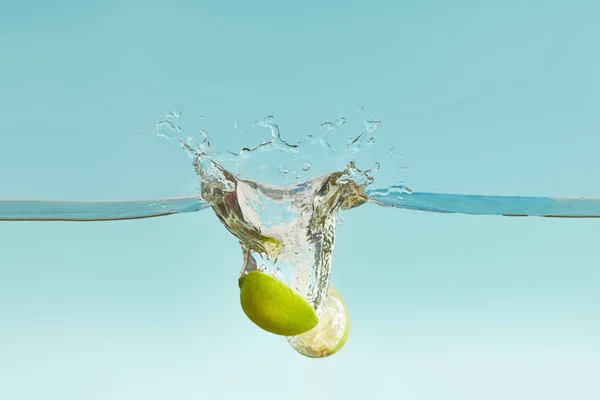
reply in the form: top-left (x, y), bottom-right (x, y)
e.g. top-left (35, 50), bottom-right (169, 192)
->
top-left (287, 286), bottom-right (350, 358)
top-left (239, 271), bottom-right (318, 337)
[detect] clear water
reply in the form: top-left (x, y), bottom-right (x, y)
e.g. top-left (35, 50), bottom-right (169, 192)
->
top-left (3, 189), bottom-right (600, 222)
top-left (3, 110), bottom-right (600, 222)
top-left (4, 0), bottom-right (600, 396)
top-left (2, 112), bottom-right (600, 360)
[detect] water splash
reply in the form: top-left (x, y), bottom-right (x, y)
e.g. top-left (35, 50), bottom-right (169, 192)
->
top-left (156, 107), bottom-right (406, 191)
top-left (156, 110), bottom-right (185, 141)
top-left (165, 107), bottom-right (389, 358)
top-left (182, 139), bottom-right (368, 316)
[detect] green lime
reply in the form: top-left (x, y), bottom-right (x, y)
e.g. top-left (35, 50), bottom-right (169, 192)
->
top-left (239, 271), bottom-right (318, 336)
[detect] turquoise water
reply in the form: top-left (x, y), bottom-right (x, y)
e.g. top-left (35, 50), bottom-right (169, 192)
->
top-left (0, 197), bottom-right (208, 221)
top-left (2, 0), bottom-right (600, 399)
top-left (3, 189), bottom-right (600, 221)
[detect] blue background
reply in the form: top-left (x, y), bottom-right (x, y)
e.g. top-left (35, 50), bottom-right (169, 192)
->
top-left (1, 1), bottom-right (599, 399)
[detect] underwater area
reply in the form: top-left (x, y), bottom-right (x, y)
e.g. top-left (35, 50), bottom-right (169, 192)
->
top-left (1, 1), bottom-right (599, 399)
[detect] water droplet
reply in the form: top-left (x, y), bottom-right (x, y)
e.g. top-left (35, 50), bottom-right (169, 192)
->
top-left (320, 122), bottom-right (334, 133)
top-left (364, 120), bottom-right (381, 133)
top-left (350, 132), bottom-right (366, 145)
top-left (357, 106), bottom-right (364, 112)
top-left (257, 115), bottom-right (276, 127)
top-left (156, 120), bottom-right (179, 140)
top-left (301, 163), bottom-right (311, 172)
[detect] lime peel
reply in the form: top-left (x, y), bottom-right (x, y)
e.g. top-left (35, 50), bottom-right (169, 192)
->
top-left (239, 271), bottom-right (318, 336)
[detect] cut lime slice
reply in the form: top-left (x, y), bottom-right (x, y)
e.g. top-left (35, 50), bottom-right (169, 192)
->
top-left (287, 286), bottom-right (350, 358)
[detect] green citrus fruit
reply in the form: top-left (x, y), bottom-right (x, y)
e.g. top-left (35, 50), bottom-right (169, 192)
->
top-left (286, 286), bottom-right (350, 358)
top-left (238, 271), bottom-right (318, 336)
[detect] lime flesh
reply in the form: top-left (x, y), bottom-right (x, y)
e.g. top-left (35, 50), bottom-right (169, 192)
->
top-left (287, 286), bottom-right (350, 358)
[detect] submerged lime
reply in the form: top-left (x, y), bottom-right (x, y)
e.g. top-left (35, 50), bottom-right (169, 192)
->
top-left (239, 271), bottom-right (318, 336)
top-left (286, 286), bottom-right (350, 358)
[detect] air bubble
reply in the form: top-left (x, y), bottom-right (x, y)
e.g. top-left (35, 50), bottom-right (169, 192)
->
top-left (301, 163), bottom-right (311, 172)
